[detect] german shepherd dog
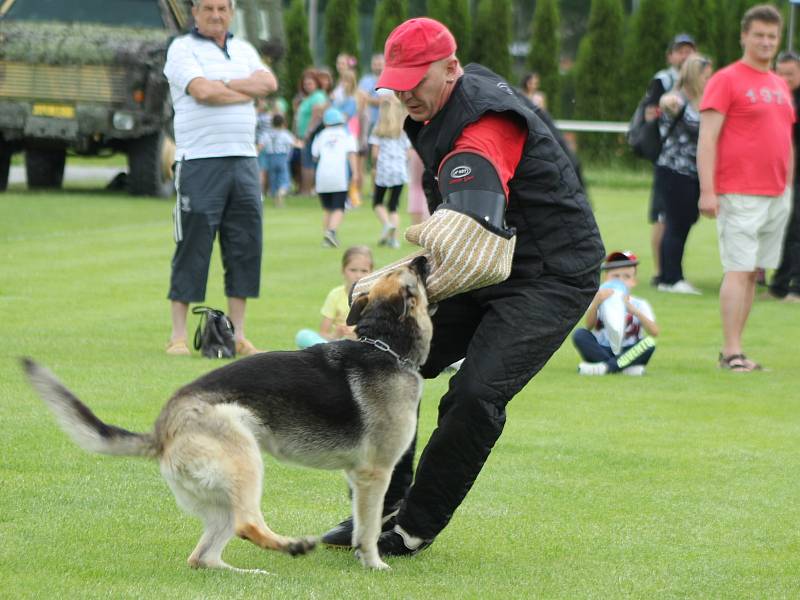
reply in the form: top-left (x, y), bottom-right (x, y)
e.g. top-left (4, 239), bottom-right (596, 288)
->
top-left (22, 257), bottom-right (431, 572)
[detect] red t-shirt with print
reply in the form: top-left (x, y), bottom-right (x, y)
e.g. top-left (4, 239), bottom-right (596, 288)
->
top-left (700, 60), bottom-right (795, 196)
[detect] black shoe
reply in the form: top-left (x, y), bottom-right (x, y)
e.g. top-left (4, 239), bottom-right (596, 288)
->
top-left (377, 525), bottom-right (432, 557)
top-left (321, 504), bottom-right (399, 548)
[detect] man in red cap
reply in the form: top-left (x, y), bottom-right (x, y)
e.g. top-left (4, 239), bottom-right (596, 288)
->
top-left (322, 17), bottom-right (605, 558)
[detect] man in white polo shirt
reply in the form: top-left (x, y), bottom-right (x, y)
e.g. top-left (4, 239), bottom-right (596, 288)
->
top-left (163, 0), bottom-right (276, 357)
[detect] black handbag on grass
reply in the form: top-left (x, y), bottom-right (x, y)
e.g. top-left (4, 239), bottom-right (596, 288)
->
top-left (192, 306), bottom-right (236, 358)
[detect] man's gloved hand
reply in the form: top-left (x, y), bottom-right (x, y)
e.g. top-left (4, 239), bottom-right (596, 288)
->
top-left (404, 206), bottom-right (515, 302)
top-left (351, 206), bottom-right (515, 304)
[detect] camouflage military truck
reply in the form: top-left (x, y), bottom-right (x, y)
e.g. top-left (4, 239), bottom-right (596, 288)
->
top-left (0, 0), bottom-right (193, 196)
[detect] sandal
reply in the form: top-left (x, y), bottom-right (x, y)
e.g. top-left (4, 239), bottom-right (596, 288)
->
top-left (739, 354), bottom-right (764, 371)
top-left (718, 352), bottom-right (761, 372)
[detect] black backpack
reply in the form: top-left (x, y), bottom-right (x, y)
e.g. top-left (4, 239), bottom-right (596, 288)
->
top-left (192, 306), bottom-right (236, 359)
top-left (627, 97), bottom-right (663, 162)
top-left (627, 98), bottom-right (687, 163)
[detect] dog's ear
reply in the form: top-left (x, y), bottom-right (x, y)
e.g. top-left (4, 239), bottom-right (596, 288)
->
top-left (346, 293), bottom-right (369, 326)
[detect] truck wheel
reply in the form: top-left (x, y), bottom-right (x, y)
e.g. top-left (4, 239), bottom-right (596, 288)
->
top-left (0, 147), bottom-right (10, 192)
top-left (25, 148), bottom-right (66, 189)
top-left (128, 131), bottom-right (174, 197)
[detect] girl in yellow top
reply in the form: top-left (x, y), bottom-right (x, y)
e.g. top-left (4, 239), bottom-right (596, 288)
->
top-left (296, 246), bottom-right (374, 348)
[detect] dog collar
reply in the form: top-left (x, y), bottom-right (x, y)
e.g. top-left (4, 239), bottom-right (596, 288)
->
top-left (358, 336), bottom-right (416, 370)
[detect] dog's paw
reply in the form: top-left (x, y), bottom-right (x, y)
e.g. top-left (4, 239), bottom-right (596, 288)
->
top-left (286, 536), bottom-right (318, 557)
top-left (355, 548), bottom-right (391, 570)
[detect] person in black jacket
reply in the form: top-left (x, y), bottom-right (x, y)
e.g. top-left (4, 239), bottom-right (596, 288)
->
top-left (769, 50), bottom-right (800, 302)
top-left (644, 33), bottom-right (696, 286)
top-left (321, 18), bottom-right (605, 557)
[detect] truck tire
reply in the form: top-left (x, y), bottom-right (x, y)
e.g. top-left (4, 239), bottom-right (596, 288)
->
top-left (25, 148), bottom-right (66, 189)
top-left (0, 147), bottom-right (10, 192)
top-left (128, 131), bottom-right (174, 197)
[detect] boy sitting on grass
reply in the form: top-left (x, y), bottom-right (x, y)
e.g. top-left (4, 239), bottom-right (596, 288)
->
top-left (572, 250), bottom-right (659, 376)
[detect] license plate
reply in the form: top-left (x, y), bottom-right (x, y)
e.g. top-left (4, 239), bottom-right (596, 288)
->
top-left (32, 103), bottom-right (76, 119)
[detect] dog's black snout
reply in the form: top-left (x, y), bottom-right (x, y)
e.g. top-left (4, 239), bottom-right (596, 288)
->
top-left (410, 255), bottom-right (429, 286)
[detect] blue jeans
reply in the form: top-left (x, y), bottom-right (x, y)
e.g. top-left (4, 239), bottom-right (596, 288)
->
top-left (572, 328), bottom-right (656, 373)
top-left (265, 152), bottom-right (290, 196)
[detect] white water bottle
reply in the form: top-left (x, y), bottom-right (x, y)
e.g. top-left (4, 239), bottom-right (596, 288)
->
top-left (597, 279), bottom-right (628, 354)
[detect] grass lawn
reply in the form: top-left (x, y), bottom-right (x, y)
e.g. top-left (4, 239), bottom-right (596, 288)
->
top-left (1, 172), bottom-right (798, 599)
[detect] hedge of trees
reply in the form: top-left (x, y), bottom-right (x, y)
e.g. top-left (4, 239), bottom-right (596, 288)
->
top-left (282, 0), bottom-right (786, 129)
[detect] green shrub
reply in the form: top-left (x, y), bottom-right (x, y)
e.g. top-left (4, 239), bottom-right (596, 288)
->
top-left (373, 0), bottom-right (407, 53)
top-left (283, 0), bottom-right (313, 118)
top-left (472, 0), bottom-right (512, 81)
top-left (528, 0), bottom-right (561, 116)
top-left (324, 0), bottom-right (359, 71)
top-left (427, 0), bottom-right (472, 61)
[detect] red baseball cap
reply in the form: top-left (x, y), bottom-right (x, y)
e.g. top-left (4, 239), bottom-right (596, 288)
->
top-left (376, 18), bottom-right (457, 91)
top-left (601, 250), bottom-right (639, 270)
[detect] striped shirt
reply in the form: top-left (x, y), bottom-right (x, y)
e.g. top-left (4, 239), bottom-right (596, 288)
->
top-left (164, 30), bottom-right (268, 160)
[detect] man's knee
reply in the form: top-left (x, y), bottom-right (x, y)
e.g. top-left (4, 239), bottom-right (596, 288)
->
top-left (442, 375), bottom-right (508, 433)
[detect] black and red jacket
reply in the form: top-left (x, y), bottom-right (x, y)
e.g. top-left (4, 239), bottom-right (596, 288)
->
top-left (404, 63), bottom-right (605, 278)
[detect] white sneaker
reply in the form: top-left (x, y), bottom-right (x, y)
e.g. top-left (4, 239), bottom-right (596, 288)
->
top-left (658, 280), bottom-right (701, 295)
top-left (578, 361), bottom-right (608, 376)
top-left (443, 358), bottom-right (464, 373)
top-left (621, 365), bottom-right (646, 376)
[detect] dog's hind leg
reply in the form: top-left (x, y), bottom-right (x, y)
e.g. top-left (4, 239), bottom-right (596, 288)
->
top-left (222, 423), bottom-right (317, 558)
top-left (348, 466), bottom-right (392, 569)
top-left (186, 507), bottom-right (237, 570)
top-left (229, 457), bottom-right (318, 558)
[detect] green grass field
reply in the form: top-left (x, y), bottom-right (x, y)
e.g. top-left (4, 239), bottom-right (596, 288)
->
top-left (1, 172), bottom-right (798, 599)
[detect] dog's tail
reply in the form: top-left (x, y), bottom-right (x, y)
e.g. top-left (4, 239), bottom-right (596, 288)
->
top-left (21, 358), bottom-right (159, 459)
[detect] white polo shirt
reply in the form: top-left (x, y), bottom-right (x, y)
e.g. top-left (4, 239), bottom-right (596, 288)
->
top-left (164, 30), bottom-right (267, 160)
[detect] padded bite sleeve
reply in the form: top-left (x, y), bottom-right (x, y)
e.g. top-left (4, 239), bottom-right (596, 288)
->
top-left (352, 152), bottom-right (517, 304)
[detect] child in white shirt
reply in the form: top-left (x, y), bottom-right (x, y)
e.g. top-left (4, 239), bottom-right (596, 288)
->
top-left (572, 250), bottom-right (659, 375)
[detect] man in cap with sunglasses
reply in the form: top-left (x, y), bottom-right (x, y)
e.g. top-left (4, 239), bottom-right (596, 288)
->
top-left (321, 18), bottom-right (605, 557)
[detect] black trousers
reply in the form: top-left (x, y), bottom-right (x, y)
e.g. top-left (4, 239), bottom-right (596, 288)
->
top-left (386, 266), bottom-right (598, 539)
top-left (770, 183), bottom-right (800, 296)
top-left (169, 157), bottom-right (262, 302)
top-left (657, 166), bottom-right (699, 285)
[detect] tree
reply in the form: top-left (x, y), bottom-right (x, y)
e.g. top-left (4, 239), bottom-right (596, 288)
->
top-left (472, 0), bottom-right (512, 81)
top-left (325, 0), bottom-right (359, 71)
top-left (573, 0), bottom-right (625, 156)
top-left (713, 0), bottom-right (766, 68)
top-left (283, 0), bottom-right (312, 106)
top-left (673, 0), bottom-right (716, 58)
top-left (528, 0), bottom-right (561, 115)
top-left (373, 0), bottom-right (407, 53)
top-left (427, 0), bottom-right (472, 60)
top-left (623, 0), bottom-right (673, 111)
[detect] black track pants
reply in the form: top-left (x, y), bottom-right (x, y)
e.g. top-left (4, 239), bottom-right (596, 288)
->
top-left (391, 268), bottom-right (598, 539)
